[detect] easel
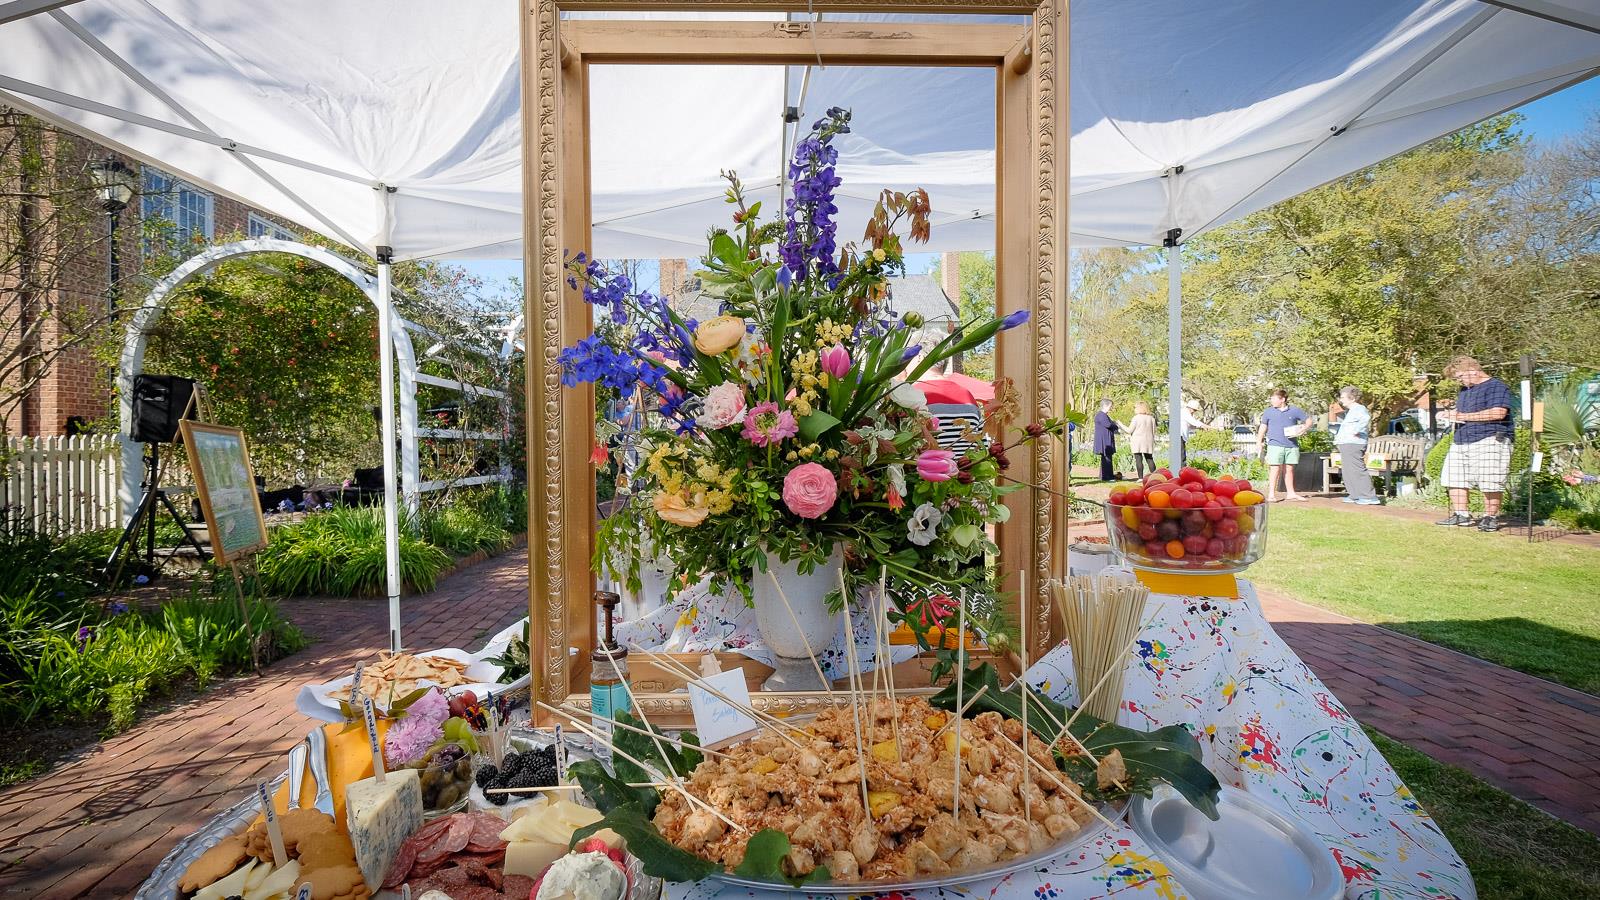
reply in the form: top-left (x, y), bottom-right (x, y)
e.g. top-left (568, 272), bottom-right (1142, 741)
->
top-left (178, 402), bottom-right (272, 673)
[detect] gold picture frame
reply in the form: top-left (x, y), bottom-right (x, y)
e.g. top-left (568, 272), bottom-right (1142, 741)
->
top-left (522, 0), bottom-right (1069, 722)
top-left (179, 420), bottom-right (270, 565)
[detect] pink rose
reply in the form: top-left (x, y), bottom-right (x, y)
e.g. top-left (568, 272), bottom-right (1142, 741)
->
top-left (916, 449), bottom-right (957, 482)
top-left (819, 345), bottom-right (851, 379)
top-left (696, 382), bottom-right (747, 430)
top-left (782, 462), bottom-right (838, 519)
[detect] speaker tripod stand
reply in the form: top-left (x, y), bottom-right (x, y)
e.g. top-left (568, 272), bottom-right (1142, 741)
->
top-left (106, 440), bottom-right (211, 584)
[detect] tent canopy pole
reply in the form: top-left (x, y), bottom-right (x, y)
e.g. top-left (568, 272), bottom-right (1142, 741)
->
top-left (1165, 229), bottom-right (1183, 473)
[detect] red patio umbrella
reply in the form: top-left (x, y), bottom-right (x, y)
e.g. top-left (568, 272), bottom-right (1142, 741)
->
top-left (929, 371), bottom-right (995, 402)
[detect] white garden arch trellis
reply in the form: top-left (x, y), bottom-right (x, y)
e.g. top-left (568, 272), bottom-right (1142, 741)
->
top-left (118, 237), bottom-right (512, 649)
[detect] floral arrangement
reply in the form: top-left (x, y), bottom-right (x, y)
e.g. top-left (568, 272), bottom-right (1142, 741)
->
top-left (563, 108), bottom-right (1066, 641)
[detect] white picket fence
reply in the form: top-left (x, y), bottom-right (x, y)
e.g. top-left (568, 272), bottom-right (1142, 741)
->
top-left (1, 434), bottom-right (122, 535)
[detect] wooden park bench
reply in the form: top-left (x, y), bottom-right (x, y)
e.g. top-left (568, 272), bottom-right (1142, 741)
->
top-left (1323, 435), bottom-right (1429, 496)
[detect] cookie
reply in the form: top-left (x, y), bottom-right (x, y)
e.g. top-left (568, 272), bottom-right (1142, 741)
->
top-left (301, 863), bottom-right (365, 900)
top-left (295, 830), bottom-right (357, 870)
top-left (178, 833), bottom-right (249, 892)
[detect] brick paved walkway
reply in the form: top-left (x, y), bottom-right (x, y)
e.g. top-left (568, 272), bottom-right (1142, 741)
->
top-left (0, 548), bottom-right (528, 899)
top-left (1259, 589), bottom-right (1600, 835)
top-left (2, 542), bottom-right (1597, 898)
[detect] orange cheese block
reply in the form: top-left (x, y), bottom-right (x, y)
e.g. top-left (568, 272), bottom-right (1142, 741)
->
top-left (258, 718), bottom-right (391, 834)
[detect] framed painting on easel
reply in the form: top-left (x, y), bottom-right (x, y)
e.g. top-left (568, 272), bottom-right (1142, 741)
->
top-left (179, 420), bottom-right (269, 565)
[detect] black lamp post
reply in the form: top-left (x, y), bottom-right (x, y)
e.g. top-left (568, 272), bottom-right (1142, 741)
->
top-left (88, 157), bottom-right (137, 312)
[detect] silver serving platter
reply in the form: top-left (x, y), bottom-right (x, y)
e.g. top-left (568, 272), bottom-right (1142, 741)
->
top-left (1130, 784), bottom-right (1341, 900)
top-left (707, 800), bottom-right (1125, 893)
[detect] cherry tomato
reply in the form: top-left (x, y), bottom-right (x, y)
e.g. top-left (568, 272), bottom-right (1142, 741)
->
top-left (1165, 539), bottom-right (1186, 559)
top-left (1137, 507), bottom-right (1165, 525)
top-left (1212, 480), bottom-right (1239, 498)
top-left (1169, 488), bottom-right (1193, 509)
top-left (1182, 510), bottom-right (1208, 534)
top-left (1206, 538), bottom-right (1227, 557)
top-left (1121, 505), bottom-right (1141, 530)
top-left (1138, 523), bottom-right (1158, 541)
top-left (1234, 480), bottom-right (1253, 493)
top-left (1157, 520), bottom-right (1181, 542)
top-left (1215, 518), bottom-right (1240, 538)
top-left (1178, 466), bottom-right (1207, 485)
top-left (1158, 468), bottom-right (1174, 479)
top-left (1233, 490), bottom-right (1265, 507)
top-left (1237, 512), bottom-right (1256, 534)
top-left (1147, 489), bottom-right (1172, 509)
top-left (1144, 541), bottom-right (1168, 559)
top-left (1182, 534), bottom-right (1209, 555)
top-left (1202, 478), bottom-right (1218, 492)
top-left (1109, 489), bottom-right (1128, 506)
top-left (1126, 487), bottom-right (1147, 505)
top-left (1202, 500), bottom-right (1225, 522)
top-left (1215, 494), bottom-right (1236, 508)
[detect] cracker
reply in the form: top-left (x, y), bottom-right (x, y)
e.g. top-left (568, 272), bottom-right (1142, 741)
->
top-left (178, 833), bottom-right (249, 893)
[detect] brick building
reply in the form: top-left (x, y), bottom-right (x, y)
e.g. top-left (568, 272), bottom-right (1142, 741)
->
top-left (1, 109), bottom-right (298, 437)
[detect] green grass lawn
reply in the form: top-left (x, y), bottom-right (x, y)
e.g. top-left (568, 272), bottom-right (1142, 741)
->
top-left (1370, 728), bottom-right (1600, 899)
top-left (1248, 505), bottom-right (1600, 694)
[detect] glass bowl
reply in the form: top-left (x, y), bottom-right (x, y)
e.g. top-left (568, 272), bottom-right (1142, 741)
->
top-left (409, 742), bottom-right (475, 819)
top-left (1103, 499), bottom-right (1268, 574)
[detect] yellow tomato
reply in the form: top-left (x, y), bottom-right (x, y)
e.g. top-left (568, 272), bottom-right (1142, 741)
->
top-left (1233, 490), bottom-right (1265, 506)
top-left (1121, 505), bottom-right (1141, 529)
top-left (1237, 512), bottom-right (1256, 534)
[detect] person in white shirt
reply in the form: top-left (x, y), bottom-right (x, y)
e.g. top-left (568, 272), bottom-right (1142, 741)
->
top-left (1179, 398), bottom-right (1210, 464)
top-left (1334, 386), bottom-right (1381, 505)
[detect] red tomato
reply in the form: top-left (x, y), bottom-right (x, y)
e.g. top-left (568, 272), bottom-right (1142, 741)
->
top-left (1214, 493), bottom-right (1236, 508)
top-left (1234, 480), bottom-right (1253, 493)
top-left (1178, 467), bottom-right (1207, 485)
top-left (1182, 534), bottom-right (1209, 555)
top-left (1215, 517), bottom-right (1240, 538)
top-left (1202, 500), bottom-right (1225, 522)
top-left (1126, 487), bottom-right (1147, 505)
top-left (1144, 541), bottom-right (1168, 559)
top-left (1137, 507), bottom-right (1165, 525)
top-left (1109, 490), bottom-right (1128, 505)
top-left (1227, 536), bottom-right (1251, 555)
top-left (1206, 538), bottom-right (1227, 557)
top-left (1169, 488), bottom-right (1192, 509)
top-left (1158, 468), bottom-right (1174, 479)
top-left (1138, 523), bottom-right (1158, 541)
top-left (1182, 510), bottom-right (1208, 533)
top-left (1202, 478), bottom-right (1219, 492)
top-left (1211, 480), bottom-right (1239, 498)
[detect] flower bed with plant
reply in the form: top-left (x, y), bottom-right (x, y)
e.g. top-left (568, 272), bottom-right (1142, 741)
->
top-left (0, 525), bottom-right (305, 766)
top-left (570, 108), bottom-right (1068, 646)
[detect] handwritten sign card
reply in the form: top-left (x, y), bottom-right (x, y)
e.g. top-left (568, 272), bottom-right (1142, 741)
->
top-left (687, 669), bottom-right (759, 747)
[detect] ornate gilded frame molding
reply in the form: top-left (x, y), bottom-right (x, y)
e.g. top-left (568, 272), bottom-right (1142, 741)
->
top-left (522, 1), bottom-right (1069, 721)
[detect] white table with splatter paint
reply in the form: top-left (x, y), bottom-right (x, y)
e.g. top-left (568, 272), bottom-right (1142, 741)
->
top-left (669, 572), bottom-right (1475, 900)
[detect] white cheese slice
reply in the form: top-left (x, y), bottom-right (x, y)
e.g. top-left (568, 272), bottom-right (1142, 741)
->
top-left (499, 798), bottom-right (603, 844)
top-left (345, 769), bottom-right (423, 891)
top-left (246, 859), bottom-right (301, 900)
top-left (503, 840), bottom-right (567, 877)
top-left (194, 858), bottom-right (256, 900)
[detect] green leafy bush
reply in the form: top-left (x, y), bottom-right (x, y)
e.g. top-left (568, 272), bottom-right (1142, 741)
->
top-left (1299, 428), bottom-right (1336, 454)
top-left (0, 588), bottom-right (304, 729)
top-left (256, 506), bottom-right (452, 597)
top-left (1187, 429), bottom-right (1237, 454)
top-left (420, 503), bottom-right (511, 557)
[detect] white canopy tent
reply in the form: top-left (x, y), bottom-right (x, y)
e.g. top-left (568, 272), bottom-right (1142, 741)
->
top-left (3, 0), bottom-right (1598, 638)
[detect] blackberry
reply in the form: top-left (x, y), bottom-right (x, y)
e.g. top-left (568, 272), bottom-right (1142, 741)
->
top-left (474, 764), bottom-right (500, 792)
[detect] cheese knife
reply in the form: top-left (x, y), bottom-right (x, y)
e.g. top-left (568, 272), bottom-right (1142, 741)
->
top-left (286, 738), bottom-right (308, 809)
top-left (307, 726), bottom-right (335, 817)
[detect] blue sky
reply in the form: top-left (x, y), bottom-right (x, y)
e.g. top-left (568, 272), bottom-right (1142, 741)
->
top-left (460, 78), bottom-right (1600, 289)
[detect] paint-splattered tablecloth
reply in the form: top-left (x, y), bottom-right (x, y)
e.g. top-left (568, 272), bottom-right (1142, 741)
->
top-left (669, 571), bottom-right (1476, 900)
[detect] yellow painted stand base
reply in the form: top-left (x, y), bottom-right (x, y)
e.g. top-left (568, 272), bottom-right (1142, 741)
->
top-left (1134, 570), bottom-right (1240, 599)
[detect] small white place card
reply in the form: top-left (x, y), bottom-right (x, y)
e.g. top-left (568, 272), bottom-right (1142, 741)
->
top-left (688, 669), bottom-right (759, 747)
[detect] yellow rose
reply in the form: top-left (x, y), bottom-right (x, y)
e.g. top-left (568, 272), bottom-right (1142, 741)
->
top-left (872, 248), bottom-right (887, 262)
top-left (694, 315), bottom-right (747, 356)
top-left (652, 491), bottom-right (709, 527)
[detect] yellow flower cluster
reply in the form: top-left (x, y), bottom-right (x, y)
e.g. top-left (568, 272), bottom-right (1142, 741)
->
top-left (813, 318), bottom-right (851, 348)
top-left (646, 443), bottom-right (739, 519)
top-left (784, 442), bottom-right (824, 462)
top-left (791, 349), bottom-right (821, 417)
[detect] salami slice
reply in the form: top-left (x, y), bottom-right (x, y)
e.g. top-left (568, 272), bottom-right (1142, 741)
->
top-left (381, 838), bottom-right (419, 888)
top-left (415, 813), bottom-right (474, 867)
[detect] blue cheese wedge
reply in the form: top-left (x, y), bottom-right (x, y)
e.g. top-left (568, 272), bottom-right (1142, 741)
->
top-left (345, 769), bottom-right (422, 891)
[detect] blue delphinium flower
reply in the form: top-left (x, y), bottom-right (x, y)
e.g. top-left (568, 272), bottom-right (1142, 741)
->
top-left (999, 309), bottom-right (1031, 331)
top-left (75, 625), bottom-right (95, 651)
top-left (781, 107), bottom-right (852, 282)
top-left (107, 600), bottom-right (129, 615)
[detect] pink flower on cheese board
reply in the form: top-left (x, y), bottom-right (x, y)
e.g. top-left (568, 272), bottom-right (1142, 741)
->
top-left (696, 382), bottom-right (747, 430)
top-left (782, 462), bottom-right (838, 519)
top-left (742, 401), bottom-right (798, 447)
top-left (916, 448), bottom-right (957, 482)
top-left (819, 344), bottom-right (851, 379)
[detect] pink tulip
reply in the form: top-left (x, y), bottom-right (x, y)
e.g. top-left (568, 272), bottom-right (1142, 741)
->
top-left (916, 449), bottom-right (957, 482)
top-left (819, 344), bottom-right (851, 379)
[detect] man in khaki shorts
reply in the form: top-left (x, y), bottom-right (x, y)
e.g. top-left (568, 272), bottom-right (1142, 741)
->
top-left (1436, 356), bottom-right (1515, 532)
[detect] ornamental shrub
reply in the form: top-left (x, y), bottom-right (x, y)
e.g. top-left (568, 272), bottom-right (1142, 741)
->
top-left (1187, 429), bottom-right (1236, 454)
top-left (1299, 428), bottom-right (1335, 454)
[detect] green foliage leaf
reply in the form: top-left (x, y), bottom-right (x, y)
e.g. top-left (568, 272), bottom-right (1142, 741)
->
top-left (930, 662), bottom-right (1220, 819)
top-left (570, 803), bottom-right (717, 883)
top-left (732, 829), bottom-right (832, 886)
top-left (797, 410), bottom-right (842, 442)
top-left (567, 759), bottom-right (659, 816)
